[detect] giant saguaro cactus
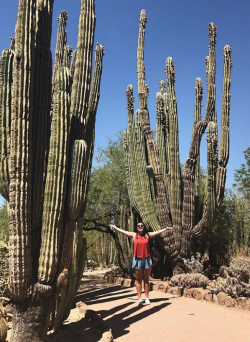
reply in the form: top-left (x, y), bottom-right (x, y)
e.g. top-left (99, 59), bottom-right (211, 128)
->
top-left (0, 0), bottom-right (104, 341)
top-left (123, 10), bottom-right (232, 274)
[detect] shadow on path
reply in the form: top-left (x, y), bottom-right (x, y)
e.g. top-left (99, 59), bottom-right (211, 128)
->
top-left (77, 282), bottom-right (172, 340)
top-left (102, 302), bottom-right (171, 339)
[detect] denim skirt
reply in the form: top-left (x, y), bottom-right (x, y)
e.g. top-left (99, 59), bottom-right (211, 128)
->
top-left (132, 256), bottom-right (152, 270)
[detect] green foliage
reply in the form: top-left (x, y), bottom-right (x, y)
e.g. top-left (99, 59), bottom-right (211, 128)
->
top-left (233, 148), bottom-right (250, 200)
top-left (84, 132), bottom-right (129, 264)
top-left (198, 190), bottom-right (235, 267)
top-left (232, 148), bottom-right (250, 254)
top-left (87, 132), bottom-right (128, 218)
top-left (198, 148), bottom-right (250, 264)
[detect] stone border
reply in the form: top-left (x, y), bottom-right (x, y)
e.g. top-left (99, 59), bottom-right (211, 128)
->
top-left (104, 273), bottom-right (250, 311)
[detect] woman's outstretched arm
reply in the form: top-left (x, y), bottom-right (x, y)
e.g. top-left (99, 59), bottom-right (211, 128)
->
top-left (109, 224), bottom-right (135, 239)
top-left (148, 227), bottom-right (170, 238)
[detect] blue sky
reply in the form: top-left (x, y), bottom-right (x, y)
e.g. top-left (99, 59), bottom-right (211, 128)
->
top-left (0, 0), bottom-right (249, 206)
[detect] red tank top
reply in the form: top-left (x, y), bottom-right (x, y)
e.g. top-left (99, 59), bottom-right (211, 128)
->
top-left (133, 234), bottom-right (150, 258)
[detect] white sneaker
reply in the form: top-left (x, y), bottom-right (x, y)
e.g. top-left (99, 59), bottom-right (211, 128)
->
top-left (138, 298), bottom-right (144, 306)
top-left (145, 298), bottom-right (150, 305)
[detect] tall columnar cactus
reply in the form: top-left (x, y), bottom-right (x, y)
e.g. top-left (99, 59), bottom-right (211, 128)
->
top-left (0, 0), bottom-right (104, 341)
top-left (123, 10), bottom-right (232, 274)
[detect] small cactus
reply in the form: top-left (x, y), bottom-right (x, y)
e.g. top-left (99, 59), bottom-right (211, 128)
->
top-left (170, 273), bottom-right (209, 288)
top-left (208, 266), bottom-right (250, 298)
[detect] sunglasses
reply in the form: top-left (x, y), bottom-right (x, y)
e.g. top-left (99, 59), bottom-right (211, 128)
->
top-left (137, 224), bottom-right (144, 227)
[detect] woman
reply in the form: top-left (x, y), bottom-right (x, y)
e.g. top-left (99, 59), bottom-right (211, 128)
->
top-left (109, 222), bottom-right (168, 305)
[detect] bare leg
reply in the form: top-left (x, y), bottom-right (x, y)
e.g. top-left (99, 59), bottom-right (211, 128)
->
top-left (143, 267), bottom-right (151, 298)
top-left (135, 269), bottom-right (143, 299)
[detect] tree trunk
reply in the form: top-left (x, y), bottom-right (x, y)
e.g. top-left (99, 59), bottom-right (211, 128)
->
top-left (10, 294), bottom-right (54, 342)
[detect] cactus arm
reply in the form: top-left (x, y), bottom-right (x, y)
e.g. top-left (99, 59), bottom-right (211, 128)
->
top-left (165, 57), bottom-right (182, 238)
top-left (31, 0), bottom-right (54, 275)
top-left (62, 45), bottom-right (73, 69)
top-left (186, 25), bottom-right (218, 230)
top-left (80, 44), bottom-right (105, 209)
top-left (216, 45), bottom-right (232, 207)
top-left (193, 78), bottom-right (203, 219)
top-left (204, 122), bottom-right (218, 227)
top-left (125, 85), bottom-right (160, 231)
top-left (38, 67), bottom-right (71, 284)
top-left (123, 129), bottom-right (139, 212)
top-left (136, 10), bottom-right (171, 229)
top-left (52, 11), bottom-right (68, 85)
top-left (67, 140), bottom-right (87, 220)
top-left (58, 219), bottom-right (76, 277)
top-left (192, 122), bottom-right (218, 240)
top-left (70, 0), bottom-right (96, 130)
top-left (8, 0), bottom-right (37, 301)
top-left (0, 47), bottom-right (14, 200)
top-left (67, 44), bottom-right (104, 220)
top-left (182, 78), bottom-right (203, 237)
top-left (137, 9), bottom-right (149, 110)
top-left (54, 219), bottom-right (86, 333)
top-left (207, 23), bottom-right (217, 124)
top-left (156, 81), bottom-right (170, 200)
top-left (70, 50), bottom-right (77, 79)
top-left (191, 29), bottom-right (232, 240)
top-left (83, 44), bottom-right (105, 136)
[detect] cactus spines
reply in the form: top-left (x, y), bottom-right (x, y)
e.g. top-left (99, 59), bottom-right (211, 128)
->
top-left (123, 10), bottom-right (232, 274)
top-left (0, 0), bottom-right (104, 338)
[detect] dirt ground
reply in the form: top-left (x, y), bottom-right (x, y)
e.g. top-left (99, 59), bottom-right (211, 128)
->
top-left (47, 269), bottom-right (250, 342)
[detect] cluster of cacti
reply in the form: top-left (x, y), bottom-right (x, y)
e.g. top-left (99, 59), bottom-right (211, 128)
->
top-left (230, 256), bottom-right (250, 277)
top-left (208, 266), bottom-right (250, 298)
top-left (184, 253), bottom-right (204, 274)
top-left (123, 9), bottom-right (232, 274)
top-left (0, 0), bottom-right (104, 340)
top-left (219, 265), bottom-right (249, 283)
top-left (170, 273), bottom-right (209, 288)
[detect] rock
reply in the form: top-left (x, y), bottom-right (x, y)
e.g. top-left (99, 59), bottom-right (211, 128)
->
top-left (235, 297), bottom-right (247, 309)
top-left (98, 329), bottom-right (113, 342)
top-left (167, 286), bottom-right (183, 296)
top-left (157, 282), bottom-right (168, 293)
top-left (192, 288), bottom-right (203, 300)
top-left (225, 296), bottom-right (235, 308)
top-left (203, 291), bottom-right (213, 302)
top-left (76, 301), bottom-right (88, 316)
top-left (115, 277), bottom-right (124, 285)
top-left (244, 299), bottom-right (250, 311)
top-left (183, 288), bottom-right (194, 298)
top-left (217, 292), bottom-right (227, 305)
top-left (123, 278), bottom-right (132, 287)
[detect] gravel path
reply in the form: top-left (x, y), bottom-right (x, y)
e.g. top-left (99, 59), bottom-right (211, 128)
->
top-left (48, 270), bottom-right (250, 342)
